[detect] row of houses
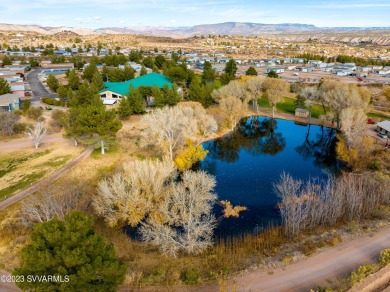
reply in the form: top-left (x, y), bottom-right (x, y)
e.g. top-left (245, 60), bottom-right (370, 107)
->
top-left (0, 64), bottom-right (30, 98)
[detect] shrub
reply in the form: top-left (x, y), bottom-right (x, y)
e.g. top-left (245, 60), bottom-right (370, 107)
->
top-left (22, 100), bottom-right (31, 112)
top-left (13, 122), bottom-right (28, 134)
top-left (27, 107), bottom-right (43, 120)
top-left (180, 269), bottom-right (201, 284)
top-left (348, 264), bottom-right (374, 286)
top-left (380, 249), bottom-right (390, 266)
top-left (368, 160), bottom-right (381, 170)
top-left (41, 97), bottom-right (61, 106)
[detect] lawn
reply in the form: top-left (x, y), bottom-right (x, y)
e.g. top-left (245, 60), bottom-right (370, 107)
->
top-left (367, 112), bottom-right (390, 120)
top-left (257, 97), bottom-right (326, 118)
top-left (0, 145), bottom-right (82, 201)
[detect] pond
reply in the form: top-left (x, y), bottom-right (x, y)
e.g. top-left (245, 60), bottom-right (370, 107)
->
top-left (196, 116), bottom-right (340, 238)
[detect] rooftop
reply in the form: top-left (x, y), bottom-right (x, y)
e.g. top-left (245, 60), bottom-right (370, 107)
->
top-left (0, 93), bottom-right (20, 106)
top-left (101, 72), bottom-right (172, 96)
top-left (377, 121), bottom-right (390, 132)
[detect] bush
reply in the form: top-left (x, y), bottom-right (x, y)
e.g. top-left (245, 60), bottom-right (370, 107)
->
top-left (41, 97), bottom-right (62, 106)
top-left (380, 249), bottom-right (390, 266)
top-left (180, 269), bottom-right (201, 285)
top-left (50, 109), bottom-right (66, 129)
top-left (27, 107), bottom-right (43, 120)
top-left (13, 122), bottom-right (28, 134)
top-left (368, 160), bottom-right (381, 170)
top-left (22, 99), bottom-right (31, 112)
top-left (348, 264), bottom-right (374, 286)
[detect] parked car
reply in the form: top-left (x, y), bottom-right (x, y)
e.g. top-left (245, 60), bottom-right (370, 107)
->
top-left (378, 132), bottom-right (388, 139)
top-left (367, 119), bottom-right (376, 124)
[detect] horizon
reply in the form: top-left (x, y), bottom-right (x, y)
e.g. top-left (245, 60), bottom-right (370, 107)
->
top-left (1, 0), bottom-right (390, 29)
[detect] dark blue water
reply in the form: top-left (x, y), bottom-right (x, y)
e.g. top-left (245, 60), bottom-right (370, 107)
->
top-left (196, 116), bottom-right (339, 237)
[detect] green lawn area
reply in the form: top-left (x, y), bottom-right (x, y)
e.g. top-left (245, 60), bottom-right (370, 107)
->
top-left (257, 97), bottom-right (326, 118)
top-left (367, 112), bottom-right (390, 120)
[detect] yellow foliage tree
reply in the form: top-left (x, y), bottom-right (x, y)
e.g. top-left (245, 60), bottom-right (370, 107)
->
top-left (174, 141), bottom-right (208, 171)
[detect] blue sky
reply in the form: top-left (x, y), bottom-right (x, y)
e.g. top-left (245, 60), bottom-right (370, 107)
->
top-left (1, 0), bottom-right (389, 28)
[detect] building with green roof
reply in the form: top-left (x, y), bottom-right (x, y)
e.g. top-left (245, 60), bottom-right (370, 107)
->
top-left (99, 72), bottom-right (173, 104)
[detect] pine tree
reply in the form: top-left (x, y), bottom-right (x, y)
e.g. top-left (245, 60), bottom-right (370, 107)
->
top-left (140, 65), bottom-right (147, 76)
top-left (46, 74), bottom-right (59, 92)
top-left (127, 85), bottom-right (145, 114)
top-left (246, 66), bottom-right (258, 76)
top-left (67, 69), bottom-right (80, 90)
top-left (13, 211), bottom-right (126, 292)
top-left (151, 85), bottom-right (166, 108)
top-left (0, 77), bottom-right (12, 95)
top-left (118, 96), bottom-right (133, 119)
top-left (82, 63), bottom-right (98, 82)
top-left (202, 61), bottom-right (216, 84)
top-left (91, 71), bottom-right (104, 90)
top-left (165, 84), bottom-right (182, 106)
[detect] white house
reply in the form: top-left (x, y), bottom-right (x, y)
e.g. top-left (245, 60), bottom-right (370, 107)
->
top-left (265, 68), bottom-right (285, 74)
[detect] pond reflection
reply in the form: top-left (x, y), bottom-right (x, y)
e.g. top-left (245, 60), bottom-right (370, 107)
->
top-left (197, 116), bottom-right (339, 237)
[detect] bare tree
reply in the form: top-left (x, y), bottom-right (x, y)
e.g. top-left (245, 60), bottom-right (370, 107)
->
top-left (139, 170), bottom-right (217, 255)
top-left (212, 80), bottom-right (247, 103)
top-left (25, 122), bottom-right (47, 149)
top-left (275, 172), bottom-right (387, 237)
top-left (94, 159), bottom-right (218, 255)
top-left (0, 112), bottom-right (20, 136)
top-left (94, 159), bottom-right (176, 227)
top-left (340, 107), bottom-right (367, 148)
top-left (141, 106), bottom-right (197, 160)
top-left (242, 76), bottom-right (265, 112)
top-left (299, 86), bottom-right (320, 122)
top-left (321, 81), bottom-right (369, 129)
top-left (179, 102), bottom-right (218, 144)
top-left (219, 96), bottom-right (247, 131)
top-left (263, 78), bottom-right (290, 118)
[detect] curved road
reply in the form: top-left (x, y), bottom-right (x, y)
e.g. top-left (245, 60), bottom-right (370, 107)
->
top-left (0, 147), bottom-right (93, 210)
top-left (26, 68), bottom-right (58, 101)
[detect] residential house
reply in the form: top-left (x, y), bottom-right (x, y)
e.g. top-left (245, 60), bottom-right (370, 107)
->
top-left (0, 93), bottom-right (20, 111)
top-left (99, 72), bottom-right (173, 105)
top-left (377, 121), bottom-right (390, 136)
top-left (265, 67), bottom-right (285, 74)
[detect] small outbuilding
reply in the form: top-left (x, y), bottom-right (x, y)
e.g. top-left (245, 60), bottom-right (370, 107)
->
top-left (377, 121), bottom-right (390, 135)
top-left (0, 93), bottom-right (21, 112)
top-left (295, 108), bottom-right (309, 118)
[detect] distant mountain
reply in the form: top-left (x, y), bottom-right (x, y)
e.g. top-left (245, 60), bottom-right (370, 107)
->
top-left (0, 22), bottom-right (389, 36)
top-left (0, 23), bottom-right (98, 35)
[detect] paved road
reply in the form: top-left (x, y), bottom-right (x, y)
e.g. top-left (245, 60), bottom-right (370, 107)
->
top-left (0, 147), bottom-right (93, 210)
top-left (26, 69), bottom-right (58, 101)
top-left (0, 270), bottom-right (22, 292)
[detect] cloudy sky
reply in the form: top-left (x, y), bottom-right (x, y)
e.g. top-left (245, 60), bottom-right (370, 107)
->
top-left (0, 0), bottom-right (389, 28)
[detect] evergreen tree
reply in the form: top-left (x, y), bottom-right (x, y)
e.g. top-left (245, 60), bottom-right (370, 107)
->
top-left (91, 71), bottom-right (104, 91)
top-left (267, 70), bottom-right (279, 78)
top-left (13, 211), bottom-right (126, 292)
top-left (2, 55), bottom-right (12, 66)
top-left (57, 85), bottom-right (68, 99)
top-left (246, 66), bottom-right (258, 76)
top-left (82, 63), bottom-right (98, 82)
top-left (127, 85), bottom-right (145, 114)
top-left (202, 61), bottom-right (216, 84)
top-left (67, 69), bottom-right (80, 90)
top-left (46, 74), bottom-right (59, 92)
top-left (70, 81), bottom-right (101, 107)
top-left (123, 66), bottom-right (135, 80)
top-left (224, 59), bottom-right (237, 76)
top-left (151, 85), bottom-right (166, 108)
top-left (140, 65), bottom-right (147, 76)
top-left (0, 77), bottom-right (12, 95)
top-left (165, 84), bottom-right (182, 106)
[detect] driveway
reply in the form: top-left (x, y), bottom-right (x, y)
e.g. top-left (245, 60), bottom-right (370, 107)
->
top-left (26, 69), bottom-right (58, 101)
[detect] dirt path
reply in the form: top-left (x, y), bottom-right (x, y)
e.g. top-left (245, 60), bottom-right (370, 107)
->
top-left (215, 225), bottom-right (390, 292)
top-left (0, 133), bottom-right (68, 151)
top-left (0, 270), bottom-right (22, 292)
top-left (0, 147), bottom-right (93, 210)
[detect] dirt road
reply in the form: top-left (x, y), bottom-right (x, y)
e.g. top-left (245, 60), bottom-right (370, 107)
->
top-left (0, 147), bottom-right (93, 210)
top-left (0, 270), bottom-right (22, 292)
top-left (0, 134), bottom-right (68, 151)
top-left (224, 225), bottom-right (390, 292)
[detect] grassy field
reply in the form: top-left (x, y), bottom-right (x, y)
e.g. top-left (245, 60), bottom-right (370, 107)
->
top-left (257, 97), bottom-right (326, 118)
top-left (367, 112), bottom-right (390, 120)
top-left (0, 145), bottom-right (82, 201)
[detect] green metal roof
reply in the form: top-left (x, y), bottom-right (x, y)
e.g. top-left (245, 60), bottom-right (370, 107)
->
top-left (100, 72), bottom-right (172, 95)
